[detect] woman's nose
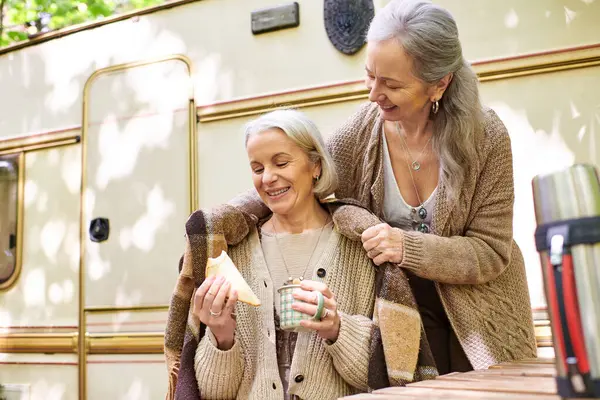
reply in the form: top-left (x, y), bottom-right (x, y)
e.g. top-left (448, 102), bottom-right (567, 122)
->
top-left (262, 168), bottom-right (277, 184)
top-left (368, 82), bottom-right (386, 103)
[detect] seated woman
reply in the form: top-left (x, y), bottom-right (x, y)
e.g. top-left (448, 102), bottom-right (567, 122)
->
top-left (167, 110), bottom-right (430, 400)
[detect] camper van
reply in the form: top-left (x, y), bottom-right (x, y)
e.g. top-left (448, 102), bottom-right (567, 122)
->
top-left (1, 0), bottom-right (599, 398)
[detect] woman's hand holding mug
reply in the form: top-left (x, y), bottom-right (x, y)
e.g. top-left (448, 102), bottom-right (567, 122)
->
top-left (291, 280), bottom-right (341, 343)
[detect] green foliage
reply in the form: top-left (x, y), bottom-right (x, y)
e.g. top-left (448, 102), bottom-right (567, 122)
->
top-left (0, 0), bottom-right (167, 48)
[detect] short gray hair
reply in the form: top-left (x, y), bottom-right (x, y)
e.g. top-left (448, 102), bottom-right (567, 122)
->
top-left (367, 0), bottom-right (484, 199)
top-left (244, 109), bottom-right (338, 199)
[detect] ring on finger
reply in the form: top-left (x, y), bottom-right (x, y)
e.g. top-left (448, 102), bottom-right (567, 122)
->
top-left (209, 309), bottom-right (222, 317)
top-left (312, 292), bottom-right (325, 321)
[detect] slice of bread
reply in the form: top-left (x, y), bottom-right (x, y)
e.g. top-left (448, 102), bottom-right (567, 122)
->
top-left (205, 250), bottom-right (261, 306)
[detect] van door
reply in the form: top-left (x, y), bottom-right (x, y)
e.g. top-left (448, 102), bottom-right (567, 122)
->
top-left (82, 57), bottom-right (195, 310)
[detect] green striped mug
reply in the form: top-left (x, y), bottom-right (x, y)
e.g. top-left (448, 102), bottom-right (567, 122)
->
top-left (277, 284), bottom-right (325, 332)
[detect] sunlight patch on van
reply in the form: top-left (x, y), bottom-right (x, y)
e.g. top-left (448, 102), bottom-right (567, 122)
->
top-left (490, 102), bottom-right (575, 309)
top-left (0, 309), bottom-right (11, 333)
top-left (40, 220), bottom-right (67, 264)
top-left (64, 223), bottom-right (81, 273)
top-left (88, 242), bottom-right (111, 281)
top-left (113, 287), bottom-right (142, 327)
top-left (24, 180), bottom-right (38, 207)
top-left (121, 379), bottom-right (150, 400)
top-left (564, 6), bottom-right (577, 24)
top-left (94, 112), bottom-right (175, 190)
top-left (61, 145), bottom-right (82, 195)
top-left (23, 268), bottom-right (46, 307)
top-left (504, 8), bottom-right (519, 28)
top-left (195, 53), bottom-right (228, 105)
top-left (48, 280), bottom-right (74, 305)
top-left (36, 191), bottom-right (48, 213)
top-left (31, 379), bottom-right (66, 400)
top-left (120, 185), bottom-right (175, 252)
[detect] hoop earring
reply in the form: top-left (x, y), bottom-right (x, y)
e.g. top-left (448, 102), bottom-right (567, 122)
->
top-left (432, 100), bottom-right (439, 114)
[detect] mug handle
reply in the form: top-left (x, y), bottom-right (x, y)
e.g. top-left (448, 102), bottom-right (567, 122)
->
top-left (312, 291), bottom-right (325, 321)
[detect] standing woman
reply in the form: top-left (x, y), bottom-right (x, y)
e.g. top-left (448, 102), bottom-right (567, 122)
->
top-left (328, 0), bottom-right (537, 373)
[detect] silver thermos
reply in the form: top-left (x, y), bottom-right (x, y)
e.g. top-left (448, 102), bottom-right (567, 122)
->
top-left (532, 164), bottom-right (600, 398)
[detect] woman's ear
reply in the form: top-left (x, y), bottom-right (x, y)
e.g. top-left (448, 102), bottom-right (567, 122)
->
top-left (312, 159), bottom-right (322, 180)
top-left (431, 72), bottom-right (453, 101)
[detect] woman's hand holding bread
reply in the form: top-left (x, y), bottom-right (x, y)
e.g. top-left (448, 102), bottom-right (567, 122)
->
top-left (193, 275), bottom-right (238, 350)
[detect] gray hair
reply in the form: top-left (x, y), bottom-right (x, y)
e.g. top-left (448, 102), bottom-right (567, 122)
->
top-left (244, 109), bottom-right (338, 199)
top-left (367, 0), bottom-right (484, 199)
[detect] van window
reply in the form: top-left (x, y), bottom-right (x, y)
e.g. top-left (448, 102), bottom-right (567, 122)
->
top-left (0, 154), bottom-right (19, 289)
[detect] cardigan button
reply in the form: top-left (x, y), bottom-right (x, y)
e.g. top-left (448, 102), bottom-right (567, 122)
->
top-left (294, 374), bottom-right (304, 383)
top-left (316, 268), bottom-right (326, 278)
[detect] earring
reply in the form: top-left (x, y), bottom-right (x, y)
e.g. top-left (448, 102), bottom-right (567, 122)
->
top-left (432, 100), bottom-right (439, 114)
top-left (314, 175), bottom-right (320, 182)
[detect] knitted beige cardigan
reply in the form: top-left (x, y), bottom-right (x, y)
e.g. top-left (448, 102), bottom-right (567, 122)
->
top-left (328, 102), bottom-right (537, 368)
top-left (164, 199), bottom-right (438, 399)
top-left (194, 228), bottom-right (378, 400)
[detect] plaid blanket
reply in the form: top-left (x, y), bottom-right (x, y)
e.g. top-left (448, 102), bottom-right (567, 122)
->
top-left (164, 194), bottom-right (438, 399)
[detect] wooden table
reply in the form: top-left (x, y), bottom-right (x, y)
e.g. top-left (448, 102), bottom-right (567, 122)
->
top-left (340, 358), bottom-right (580, 400)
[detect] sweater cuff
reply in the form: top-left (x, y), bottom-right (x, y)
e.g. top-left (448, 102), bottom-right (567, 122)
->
top-left (195, 330), bottom-right (244, 399)
top-left (325, 312), bottom-right (371, 367)
top-left (400, 231), bottom-right (424, 271)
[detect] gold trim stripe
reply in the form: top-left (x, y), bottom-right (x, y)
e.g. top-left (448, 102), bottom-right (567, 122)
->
top-left (88, 332), bottom-right (164, 354)
top-left (197, 43), bottom-right (600, 123)
top-left (0, 332), bottom-right (163, 354)
top-left (474, 43), bottom-right (600, 82)
top-left (0, 129), bottom-right (80, 156)
top-left (197, 81), bottom-right (368, 123)
top-left (0, 333), bottom-right (77, 353)
top-left (0, 324), bottom-right (552, 354)
top-left (85, 305), bottom-right (170, 314)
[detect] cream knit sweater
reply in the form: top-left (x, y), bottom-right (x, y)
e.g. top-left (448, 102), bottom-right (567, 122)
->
top-left (194, 227), bottom-right (376, 400)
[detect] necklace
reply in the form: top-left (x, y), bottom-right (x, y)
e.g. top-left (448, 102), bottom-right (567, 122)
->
top-left (396, 131), bottom-right (431, 234)
top-left (271, 216), bottom-right (330, 285)
top-left (395, 122), bottom-right (432, 171)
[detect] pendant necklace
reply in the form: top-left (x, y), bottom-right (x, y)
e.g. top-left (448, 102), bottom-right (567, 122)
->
top-left (395, 122), bottom-right (431, 233)
top-left (395, 122), bottom-right (432, 171)
top-left (271, 216), bottom-right (330, 285)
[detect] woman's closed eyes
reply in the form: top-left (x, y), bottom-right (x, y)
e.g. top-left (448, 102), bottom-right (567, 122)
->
top-left (251, 161), bottom-right (291, 175)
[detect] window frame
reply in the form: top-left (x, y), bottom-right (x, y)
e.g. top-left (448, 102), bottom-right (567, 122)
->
top-left (0, 151), bottom-right (24, 291)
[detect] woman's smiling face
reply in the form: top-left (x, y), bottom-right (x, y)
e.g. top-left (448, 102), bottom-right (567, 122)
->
top-left (246, 128), bottom-right (320, 218)
top-left (365, 39), bottom-right (435, 121)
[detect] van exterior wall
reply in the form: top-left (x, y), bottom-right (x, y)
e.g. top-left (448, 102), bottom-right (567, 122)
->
top-left (1, 0), bottom-right (599, 138)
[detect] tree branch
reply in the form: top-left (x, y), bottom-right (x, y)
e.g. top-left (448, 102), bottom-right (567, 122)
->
top-left (0, 0), bottom-right (6, 39)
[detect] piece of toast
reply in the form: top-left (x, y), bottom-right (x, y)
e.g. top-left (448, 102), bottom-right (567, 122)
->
top-left (205, 250), bottom-right (261, 306)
